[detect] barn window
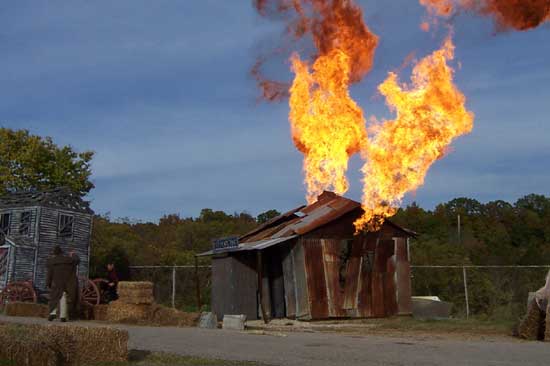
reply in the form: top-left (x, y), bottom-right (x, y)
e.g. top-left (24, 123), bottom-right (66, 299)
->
top-left (19, 211), bottom-right (32, 236)
top-left (0, 213), bottom-right (11, 245)
top-left (58, 214), bottom-right (74, 238)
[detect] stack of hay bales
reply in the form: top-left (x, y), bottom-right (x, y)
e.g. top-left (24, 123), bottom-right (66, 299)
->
top-left (0, 322), bottom-right (128, 366)
top-left (2, 302), bottom-right (49, 318)
top-left (92, 281), bottom-right (200, 327)
top-left (102, 281), bottom-right (154, 323)
top-left (518, 300), bottom-right (545, 340)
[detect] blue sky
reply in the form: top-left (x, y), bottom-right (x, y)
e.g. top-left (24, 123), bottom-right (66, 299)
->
top-left (1, 1), bottom-right (549, 221)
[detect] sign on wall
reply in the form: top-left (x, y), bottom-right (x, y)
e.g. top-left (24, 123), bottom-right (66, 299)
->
top-left (212, 236), bottom-right (240, 252)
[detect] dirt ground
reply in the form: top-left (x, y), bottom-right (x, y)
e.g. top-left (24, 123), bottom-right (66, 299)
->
top-left (246, 317), bottom-right (517, 341)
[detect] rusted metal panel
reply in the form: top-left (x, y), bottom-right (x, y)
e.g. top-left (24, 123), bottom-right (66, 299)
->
top-left (357, 235), bottom-right (377, 317)
top-left (282, 245), bottom-right (296, 318)
top-left (383, 272), bottom-right (398, 316)
top-left (396, 260), bottom-right (412, 315)
top-left (292, 240), bottom-right (311, 320)
top-left (342, 236), bottom-right (363, 313)
top-left (395, 238), bottom-right (412, 315)
top-left (375, 240), bottom-right (395, 273)
top-left (322, 239), bottom-right (346, 317)
top-left (395, 237), bottom-right (408, 262)
top-left (371, 272), bottom-right (386, 317)
top-left (303, 238), bottom-right (329, 319)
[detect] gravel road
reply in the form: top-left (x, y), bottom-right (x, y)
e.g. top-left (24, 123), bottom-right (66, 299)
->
top-left (1, 315), bottom-right (549, 366)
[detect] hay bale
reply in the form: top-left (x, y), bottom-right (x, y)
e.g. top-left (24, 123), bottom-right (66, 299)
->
top-left (0, 323), bottom-right (61, 366)
top-left (518, 300), bottom-right (545, 340)
top-left (118, 281), bottom-right (153, 291)
top-left (3, 302), bottom-right (49, 318)
top-left (32, 323), bottom-right (128, 365)
top-left (92, 304), bottom-right (109, 321)
top-left (148, 304), bottom-right (200, 327)
top-left (105, 301), bottom-right (150, 323)
top-left (0, 322), bottom-right (128, 366)
top-left (118, 288), bottom-right (154, 305)
top-left (546, 303), bottom-right (550, 342)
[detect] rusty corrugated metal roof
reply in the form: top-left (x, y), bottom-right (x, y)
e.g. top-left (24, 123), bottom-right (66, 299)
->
top-left (240, 191), bottom-right (416, 244)
top-left (240, 191), bottom-right (360, 243)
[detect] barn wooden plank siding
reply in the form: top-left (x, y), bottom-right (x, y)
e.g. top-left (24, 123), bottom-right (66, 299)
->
top-left (202, 191), bottom-right (415, 321)
top-left (0, 188), bottom-right (93, 294)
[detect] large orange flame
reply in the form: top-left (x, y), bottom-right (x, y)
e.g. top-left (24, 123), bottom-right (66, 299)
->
top-left (355, 37), bottom-right (474, 231)
top-left (421, 0), bottom-right (550, 31)
top-left (253, 1), bottom-right (475, 232)
top-left (290, 49), bottom-right (367, 202)
top-left (255, 0), bottom-right (378, 202)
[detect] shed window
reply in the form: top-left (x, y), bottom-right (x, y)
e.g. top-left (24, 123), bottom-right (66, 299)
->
top-left (19, 211), bottom-right (32, 236)
top-left (58, 214), bottom-right (74, 238)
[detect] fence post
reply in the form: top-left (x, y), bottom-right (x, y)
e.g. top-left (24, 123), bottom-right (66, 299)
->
top-left (171, 266), bottom-right (176, 309)
top-left (462, 266), bottom-right (470, 319)
top-left (195, 256), bottom-right (202, 311)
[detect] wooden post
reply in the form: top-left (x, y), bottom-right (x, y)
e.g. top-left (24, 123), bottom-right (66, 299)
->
top-left (257, 250), bottom-right (269, 324)
top-left (171, 266), bottom-right (176, 309)
top-left (195, 256), bottom-right (202, 311)
top-left (463, 266), bottom-right (470, 319)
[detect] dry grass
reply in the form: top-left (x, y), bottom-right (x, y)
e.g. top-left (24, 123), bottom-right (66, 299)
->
top-left (126, 350), bottom-right (265, 366)
top-left (148, 304), bottom-right (200, 327)
top-left (518, 302), bottom-right (544, 340)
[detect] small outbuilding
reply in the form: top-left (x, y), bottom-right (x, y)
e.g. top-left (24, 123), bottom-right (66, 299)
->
top-left (201, 191), bottom-right (415, 321)
top-left (0, 188), bottom-right (94, 296)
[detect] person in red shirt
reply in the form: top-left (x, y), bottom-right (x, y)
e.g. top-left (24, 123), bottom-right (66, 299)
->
top-left (105, 263), bottom-right (119, 302)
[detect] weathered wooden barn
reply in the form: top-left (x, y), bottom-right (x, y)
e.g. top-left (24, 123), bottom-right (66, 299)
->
top-left (0, 188), bottom-right (94, 295)
top-left (201, 191), bottom-right (415, 321)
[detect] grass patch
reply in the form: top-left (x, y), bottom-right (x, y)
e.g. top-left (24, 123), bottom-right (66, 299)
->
top-left (124, 350), bottom-right (264, 366)
top-left (364, 317), bottom-right (515, 336)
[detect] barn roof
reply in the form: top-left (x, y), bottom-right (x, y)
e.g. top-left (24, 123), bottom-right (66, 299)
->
top-left (198, 191), bottom-right (415, 256)
top-left (0, 188), bottom-right (93, 214)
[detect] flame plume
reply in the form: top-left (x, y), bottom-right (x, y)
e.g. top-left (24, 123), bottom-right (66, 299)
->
top-left (421, 0), bottom-right (550, 31)
top-left (254, 0), bottom-right (378, 202)
top-left (290, 49), bottom-right (367, 202)
top-left (355, 37), bottom-right (474, 231)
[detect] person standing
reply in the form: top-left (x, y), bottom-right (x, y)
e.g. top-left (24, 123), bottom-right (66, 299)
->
top-left (105, 263), bottom-right (119, 303)
top-left (46, 246), bottom-right (79, 321)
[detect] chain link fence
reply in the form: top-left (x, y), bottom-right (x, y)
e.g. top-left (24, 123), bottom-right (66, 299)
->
top-left (128, 266), bottom-right (211, 312)
top-left (411, 265), bottom-right (550, 321)
top-left (128, 264), bottom-right (549, 320)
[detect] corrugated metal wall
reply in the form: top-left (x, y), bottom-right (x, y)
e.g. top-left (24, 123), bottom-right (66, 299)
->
top-left (288, 232), bottom-right (410, 320)
top-left (212, 252), bottom-right (258, 320)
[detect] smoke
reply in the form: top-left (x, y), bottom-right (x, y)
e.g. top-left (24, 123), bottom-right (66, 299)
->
top-left (421, 0), bottom-right (550, 31)
top-left (252, 0), bottom-right (379, 101)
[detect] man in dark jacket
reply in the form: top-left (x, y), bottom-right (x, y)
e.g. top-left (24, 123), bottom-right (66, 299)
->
top-left (46, 246), bottom-right (79, 321)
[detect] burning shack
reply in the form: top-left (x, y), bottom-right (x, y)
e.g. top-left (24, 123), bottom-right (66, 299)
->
top-left (200, 191), bottom-right (415, 321)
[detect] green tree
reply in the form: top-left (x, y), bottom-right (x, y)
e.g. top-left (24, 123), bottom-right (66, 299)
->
top-left (257, 209), bottom-right (281, 224)
top-left (0, 128), bottom-right (94, 196)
